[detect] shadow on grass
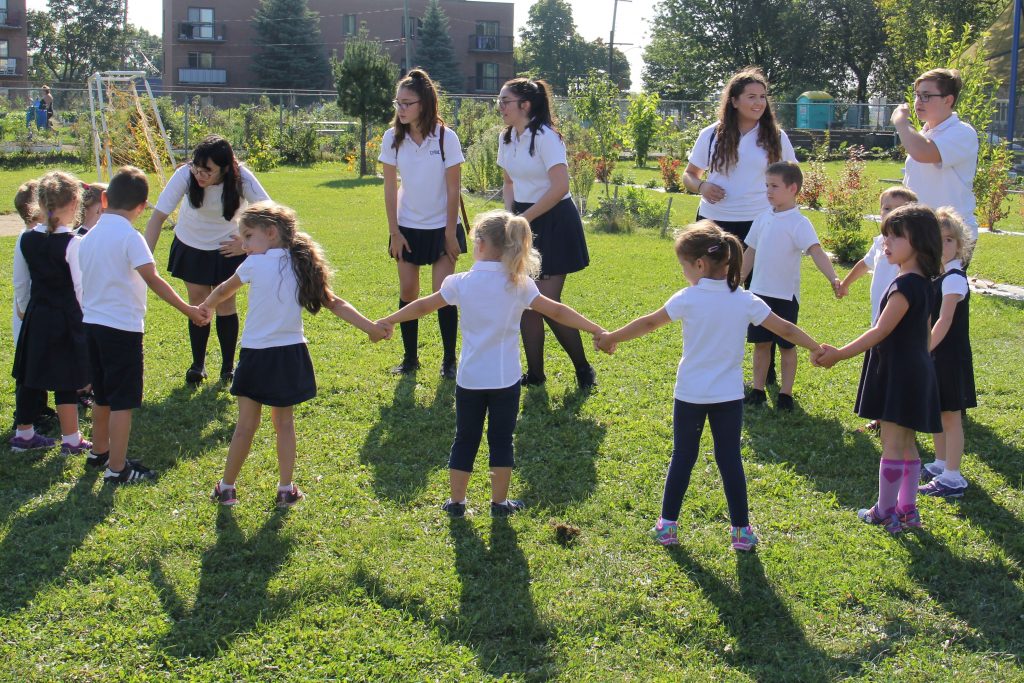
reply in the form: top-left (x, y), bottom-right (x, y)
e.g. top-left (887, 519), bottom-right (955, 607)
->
top-left (151, 507), bottom-right (296, 659)
top-left (358, 374), bottom-right (454, 503)
top-left (317, 177), bottom-right (382, 190)
top-left (0, 451), bottom-right (71, 526)
top-left (133, 383), bottom-right (235, 469)
top-left (966, 414), bottom-right (1024, 491)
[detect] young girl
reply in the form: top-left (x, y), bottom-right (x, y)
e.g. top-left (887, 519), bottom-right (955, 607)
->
top-left (378, 210), bottom-right (605, 518)
top-left (919, 207), bottom-right (975, 498)
top-left (815, 204), bottom-right (944, 533)
top-left (379, 68), bottom-right (465, 378)
top-left (201, 201), bottom-right (388, 507)
top-left (597, 221), bottom-right (820, 551)
top-left (76, 181), bottom-right (106, 235)
top-left (10, 171), bottom-right (91, 454)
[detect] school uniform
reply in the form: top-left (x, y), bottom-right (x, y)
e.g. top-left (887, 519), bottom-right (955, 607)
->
top-left (229, 249), bottom-right (316, 407)
top-left (744, 206), bottom-right (819, 347)
top-left (863, 235), bottom-right (901, 323)
top-left (155, 164), bottom-right (270, 285)
top-left (438, 261), bottom-right (540, 471)
top-left (379, 124), bottom-right (467, 265)
top-left (903, 113), bottom-right (979, 239)
top-left (932, 259), bottom-right (976, 412)
top-left (10, 228), bottom-right (33, 345)
top-left (498, 124), bottom-right (589, 276)
top-left (78, 214), bottom-right (155, 411)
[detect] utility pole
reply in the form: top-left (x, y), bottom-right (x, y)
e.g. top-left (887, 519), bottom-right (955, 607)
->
top-left (609, 0), bottom-right (631, 84)
top-left (403, 0), bottom-right (411, 74)
top-left (119, 0), bottom-right (130, 70)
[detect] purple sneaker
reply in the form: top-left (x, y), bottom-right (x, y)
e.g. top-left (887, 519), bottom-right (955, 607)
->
top-left (731, 525), bottom-right (759, 551)
top-left (10, 433), bottom-right (56, 452)
top-left (918, 479), bottom-right (967, 499)
top-left (60, 438), bottom-right (94, 456)
top-left (857, 506), bottom-right (902, 534)
top-left (898, 507), bottom-right (923, 530)
top-left (649, 517), bottom-right (679, 546)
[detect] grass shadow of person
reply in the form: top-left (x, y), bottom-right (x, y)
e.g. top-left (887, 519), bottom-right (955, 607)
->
top-left (927, 482), bottom-right (1024, 573)
top-left (964, 413), bottom-right (1024, 491)
top-left (317, 178), bottom-right (383, 191)
top-left (150, 507), bottom-right (296, 659)
top-left (131, 383), bottom-right (236, 470)
top-left (0, 448), bottom-right (72, 526)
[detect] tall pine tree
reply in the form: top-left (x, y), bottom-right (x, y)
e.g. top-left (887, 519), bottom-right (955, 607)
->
top-left (252, 0), bottom-right (330, 90)
top-left (415, 0), bottom-right (462, 93)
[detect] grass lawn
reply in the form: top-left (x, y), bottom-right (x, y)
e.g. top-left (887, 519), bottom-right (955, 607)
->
top-left (0, 164), bottom-right (1021, 680)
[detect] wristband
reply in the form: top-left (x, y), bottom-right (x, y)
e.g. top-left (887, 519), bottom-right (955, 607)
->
top-left (696, 180), bottom-right (705, 195)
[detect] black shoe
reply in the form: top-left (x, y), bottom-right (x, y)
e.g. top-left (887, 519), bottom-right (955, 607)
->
top-left (220, 369), bottom-right (234, 384)
top-left (185, 366), bottom-right (207, 385)
top-left (103, 460), bottom-right (157, 485)
top-left (575, 364), bottom-right (597, 389)
top-left (776, 392), bottom-right (794, 411)
top-left (440, 359), bottom-right (457, 380)
top-left (744, 388), bottom-right (767, 406)
top-left (766, 366), bottom-right (777, 387)
top-left (520, 372), bottom-right (546, 387)
top-left (85, 450), bottom-right (110, 468)
top-left (491, 499), bottom-right (526, 517)
top-left (442, 499), bottom-right (466, 518)
top-left (77, 391), bottom-right (95, 410)
top-left (390, 357), bottom-right (420, 375)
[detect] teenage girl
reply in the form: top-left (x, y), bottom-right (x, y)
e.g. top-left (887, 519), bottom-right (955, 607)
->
top-left (919, 207), bottom-right (976, 498)
top-left (379, 68), bottom-right (465, 378)
top-left (597, 221), bottom-right (820, 551)
top-left (146, 135), bottom-right (271, 385)
top-left (497, 77), bottom-right (596, 389)
top-left (10, 171), bottom-right (91, 454)
top-left (815, 204), bottom-right (944, 533)
top-left (378, 209), bottom-right (606, 518)
top-left (202, 201), bottom-right (388, 507)
top-left (76, 181), bottom-right (107, 235)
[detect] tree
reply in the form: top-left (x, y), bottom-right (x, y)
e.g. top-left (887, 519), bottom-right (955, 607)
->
top-left (582, 38), bottom-right (631, 92)
top-left (517, 0), bottom-right (587, 94)
top-left (626, 92), bottom-right (662, 167)
top-left (252, 0), bottom-right (330, 90)
top-left (27, 0), bottom-right (124, 83)
top-left (333, 27), bottom-right (398, 176)
top-left (415, 0), bottom-right (462, 93)
top-left (806, 0), bottom-right (886, 107)
top-left (123, 26), bottom-right (163, 75)
top-left (570, 70), bottom-right (622, 196)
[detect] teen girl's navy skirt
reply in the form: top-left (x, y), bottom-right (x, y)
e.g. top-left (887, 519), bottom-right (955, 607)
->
top-left (168, 236), bottom-right (246, 286)
top-left (513, 197), bottom-right (589, 277)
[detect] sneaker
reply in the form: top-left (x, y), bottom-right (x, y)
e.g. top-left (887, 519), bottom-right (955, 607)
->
top-left (919, 462), bottom-right (943, 483)
top-left (520, 372), bottom-right (546, 387)
top-left (857, 506), bottom-right (902, 534)
top-left (490, 499), bottom-right (526, 517)
top-left (649, 518), bottom-right (679, 546)
top-left (440, 359), bottom-right (457, 380)
top-left (731, 525), bottom-right (759, 551)
top-left (898, 508), bottom-right (922, 529)
top-left (9, 433), bottom-right (56, 452)
top-left (441, 499), bottom-right (466, 518)
top-left (185, 365), bottom-right (207, 385)
top-left (85, 450), bottom-right (109, 468)
top-left (390, 358), bottom-right (420, 375)
top-left (60, 438), bottom-right (94, 456)
top-left (776, 393), bottom-right (794, 411)
top-left (104, 460), bottom-right (157, 485)
top-left (210, 482), bottom-right (238, 506)
top-left (575, 364), bottom-right (597, 390)
top-left (275, 484), bottom-right (305, 508)
top-left (77, 391), bottom-right (95, 410)
top-left (918, 478), bottom-right (967, 499)
top-left (744, 388), bottom-right (767, 406)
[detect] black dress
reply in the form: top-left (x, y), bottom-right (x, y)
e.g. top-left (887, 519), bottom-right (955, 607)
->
top-left (11, 231), bottom-right (90, 391)
top-left (855, 272), bottom-right (942, 433)
top-left (931, 268), bottom-right (976, 412)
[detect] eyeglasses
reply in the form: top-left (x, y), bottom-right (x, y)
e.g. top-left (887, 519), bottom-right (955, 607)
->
top-left (188, 161), bottom-right (220, 180)
top-left (495, 98), bottom-right (523, 109)
top-left (913, 91), bottom-right (945, 103)
top-left (392, 99), bottom-right (420, 110)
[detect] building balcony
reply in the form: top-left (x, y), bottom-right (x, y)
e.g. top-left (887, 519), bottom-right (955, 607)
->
top-left (178, 68), bottom-right (227, 85)
top-left (0, 58), bottom-right (21, 77)
top-left (178, 22), bottom-right (226, 42)
top-left (468, 34), bottom-right (513, 53)
top-left (466, 74), bottom-right (509, 94)
top-left (0, 10), bottom-right (22, 28)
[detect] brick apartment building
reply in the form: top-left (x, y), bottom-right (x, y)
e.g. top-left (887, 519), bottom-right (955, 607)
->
top-left (162, 0), bottom-right (515, 94)
top-left (0, 0), bottom-right (28, 92)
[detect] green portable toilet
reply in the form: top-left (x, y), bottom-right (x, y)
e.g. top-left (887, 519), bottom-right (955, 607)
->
top-left (797, 91), bottom-right (833, 130)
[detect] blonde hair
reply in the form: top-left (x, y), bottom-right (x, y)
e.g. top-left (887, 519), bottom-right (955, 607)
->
top-left (13, 179), bottom-right (40, 225)
top-left (36, 171), bottom-right (82, 233)
top-left (472, 209), bottom-right (540, 286)
top-left (674, 220), bottom-right (744, 291)
top-left (935, 206), bottom-right (975, 264)
top-left (880, 185), bottom-right (918, 204)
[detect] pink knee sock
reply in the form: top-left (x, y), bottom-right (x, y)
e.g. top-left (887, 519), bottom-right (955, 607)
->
top-left (877, 458), bottom-right (904, 515)
top-left (896, 459), bottom-right (921, 513)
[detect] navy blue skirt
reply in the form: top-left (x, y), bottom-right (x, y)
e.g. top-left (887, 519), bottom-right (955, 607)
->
top-left (231, 343), bottom-right (317, 407)
top-left (389, 224), bottom-right (467, 266)
top-left (513, 197), bottom-right (589, 277)
top-left (168, 235), bottom-right (246, 286)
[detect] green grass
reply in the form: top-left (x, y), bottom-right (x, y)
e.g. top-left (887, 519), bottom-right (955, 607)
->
top-left (0, 164), bottom-right (1022, 680)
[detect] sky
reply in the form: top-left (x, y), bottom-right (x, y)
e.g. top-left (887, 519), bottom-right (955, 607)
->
top-left (26, 0), bottom-right (656, 90)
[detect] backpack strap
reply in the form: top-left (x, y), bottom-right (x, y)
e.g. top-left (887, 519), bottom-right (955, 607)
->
top-left (707, 127), bottom-right (716, 169)
top-left (439, 122), bottom-right (446, 164)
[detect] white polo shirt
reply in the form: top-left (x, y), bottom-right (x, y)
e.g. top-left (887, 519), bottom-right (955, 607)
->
top-left (864, 235), bottom-right (901, 323)
top-left (155, 163), bottom-right (270, 250)
top-left (744, 206), bottom-right (820, 301)
top-left (378, 124), bottom-right (464, 230)
top-left (497, 124), bottom-right (571, 204)
top-left (940, 259), bottom-right (969, 299)
top-left (236, 248), bottom-right (306, 350)
top-left (688, 122), bottom-right (797, 222)
top-left (665, 278), bottom-right (771, 404)
top-left (439, 260), bottom-right (540, 390)
top-left (78, 213), bottom-right (155, 333)
top-left (903, 113), bottom-right (979, 239)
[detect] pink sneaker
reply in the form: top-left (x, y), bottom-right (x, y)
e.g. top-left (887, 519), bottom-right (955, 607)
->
top-left (649, 517), bottom-right (678, 546)
top-left (60, 438), bottom-right (94, 456)
top-left (731, 526), bottom-right (759, 551)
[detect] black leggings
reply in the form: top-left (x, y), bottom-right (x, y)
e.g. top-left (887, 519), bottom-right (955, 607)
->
top-left (448, 382), bottom-right (521, 472)
top-left (520, 274), bottom-right (589, 378)
top-left (15, 386), bottom-right (76, 427)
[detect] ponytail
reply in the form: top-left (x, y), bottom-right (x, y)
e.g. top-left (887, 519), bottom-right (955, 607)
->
top-left (722, 233), bottom-right (744, 291)
top-left (500, 77), bottom-right (561, 156)
top-left (391, 67), bottom-right (443, 150)
top-left (36, 170), bottom-right (82, 234)
top-left (675, 219), bottom-right (743, 291)
top-left (472, 209), bottom-right (540, 286)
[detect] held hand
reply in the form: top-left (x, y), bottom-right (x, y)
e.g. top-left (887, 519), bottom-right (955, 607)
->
top-left (197, 302), bottom-right (214, 323)
top-left (813, 344), bottom-right (841, 369)
top-left (831, 278), bottom-right (843, 299)
top-left (444, 232), bottom-right (461, 264)
top-left (389, 232), bottom-right (411, 261)
top-left (700, 182), bottom-right (726, 204)
top-left (218, 233), bottom-right (246, 257)
top-left (367, 322), bottom-right (391, 343)
top-left (595, 332), bottom-right (618, 355)
top-left (375, 319), bottom-right (395, 339)
top-left (188, 305), bottom-right (211, 327)
top-left (836, 280), bottom-right (850, 299)
top-left (891, 103), bottom-right (911, 127)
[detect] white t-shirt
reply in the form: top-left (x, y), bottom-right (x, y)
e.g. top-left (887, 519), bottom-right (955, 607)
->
top-left (78, 213), bottom-right (156, 333)
top-left (497, 124), bottom-right (571, 204)
top-left (903, 113), bottom-right (979, 239)
top-left (744, 207), bottom-right (820, 301)
top-left (688, 122), bottom-right (797, 222)
top-left (236, 248), bottom-right (306, 349)
top-left (439, 260), bottom-right (540, 390)
top-left (378, 124), bottom-right (464, 230)
top-left (155, 163), bottom-right (270, 250)
top-left (940, 259), bottom-right (969, 299)
top-left (12, 225), bottom-right (82, 341)
top-left (864, 235), bottom-right (900, 323)
top-left (664, 278), bottom-right (771, 404)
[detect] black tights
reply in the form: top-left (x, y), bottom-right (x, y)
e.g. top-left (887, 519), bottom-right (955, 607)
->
top-left (520, 274), bottom-right (589, 379)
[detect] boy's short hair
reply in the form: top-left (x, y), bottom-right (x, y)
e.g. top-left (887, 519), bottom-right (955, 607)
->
top-left (105, 166), bottom-right (149, 210)
top-left (880, 185), bottom-right (918, 204)
top-left (915, 68), bottom-right (963, 104)
top-left (766, 161), bottom-right (802, 191)
top-left (13, 179), bottom-right (39, 223)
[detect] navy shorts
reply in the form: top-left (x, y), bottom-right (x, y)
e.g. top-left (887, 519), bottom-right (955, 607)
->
top-left (86, 323), bottom-right (144, 411)
top-left (747, 294), bottom-right (799, 349)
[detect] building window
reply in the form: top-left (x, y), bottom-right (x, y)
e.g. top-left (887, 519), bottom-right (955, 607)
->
top-left (0, 40), bottom-right (8, 59)
top-left (476, 21), bottom-right (498, 36)
top-left (187, 7), bottom-right (214, 39)
top-left (476, 62), bottom-right (498, 92)
top-left (474, 21), bottom-right (500, 50)
top-left (188, 52), bottom-right (214, 69)
top-left (342, 14), bottom-right (357, 36)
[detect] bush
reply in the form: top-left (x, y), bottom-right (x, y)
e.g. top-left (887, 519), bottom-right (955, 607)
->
top-left (569, 150), bottom-right (596, 213)
top-left (644, 178), bottom-right (658, 189)
top-left (246, 136), bottom-right (282, 172)
top-left (626, 92), bottom-right (663, 168)
top-left (278, 124), bottom-right (319, 165)
top-left (659, 156), bottom-right (682, 192)
top-left (821, 146), bottom-right (872, 263)
top-left (594, 156), bottom-right (615, 185)
top-left (976, 141), bottom-right (1013, 229)
top-left (591, 186), bottom-right (665, 233)
top-left (463, 123), bottom-right (503, 193)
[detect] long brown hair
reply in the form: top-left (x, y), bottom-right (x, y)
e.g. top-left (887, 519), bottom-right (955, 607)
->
top-left (881, 204), bottom-right (943, 279)
top-left (239, 201), bottom-right (333, 314)
top-left (472, 209), bottom-right (540, 287)
top-left (36, 170), bottom-right (82, 233)
top-left (391, 68), bottom-right (442, 150)
top-left (500, 77), bottom-right (560, 156)
top-left (189, 135), bottom-right (243, 221)
top-left (675, 220), bottom-right (744, 291)
top-left (710, 68), bottom-right (783, 174)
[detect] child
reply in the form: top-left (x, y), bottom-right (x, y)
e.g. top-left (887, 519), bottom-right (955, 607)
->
top-left (919, 207), bottom-right (976, 498)
top-left (597, 220), bottom-right (821, 551)
top-left (741, 161), bottom-right (840, 410)
top-left (76, 181), bottom-right (107, 235)
top-left (78, 166), bottom-right (208, 484)
top-left (815, 204), bottom-right (944, 533)
top-left (838, 185), bottom-right (918, 432)
top-left (378, 209), bottom-right (605, 518)
top-left (203, 201), bottom-right (388, 507)
top-left (10, 171), bottom-right (91, 453)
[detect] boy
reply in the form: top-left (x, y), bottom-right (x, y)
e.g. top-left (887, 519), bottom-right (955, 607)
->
top-left (77, 166), bottom-right (209, 483)
top-left (742, 161), bottom-right (840, 410)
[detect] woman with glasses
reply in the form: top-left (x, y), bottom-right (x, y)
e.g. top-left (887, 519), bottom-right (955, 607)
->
top-left (145, 134), bottom-right (270, 385)
top-left (378, 68), bottom-right (466, 378)
top-left (497, 77), bottom-right (595, 389)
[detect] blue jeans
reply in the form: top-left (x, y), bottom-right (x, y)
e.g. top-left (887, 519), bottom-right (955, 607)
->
top-left (448, 382), bottom-right (521, 472)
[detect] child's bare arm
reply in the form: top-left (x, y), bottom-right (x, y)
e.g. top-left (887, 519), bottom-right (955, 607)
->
top-left (807, 244), bottom-right (840, 296)
top-left (760, 313), bottom-right (819, 351)
top-left (603, 307), bottom-right (672, 347)
top-left (136, 263), bottom-right (208, 325)
top-left (839, 259), bottom-right (870, 296)
top-left (381, 292), bottom-right (447, 325)
top-left (327, 291), bottom-right (389, 341)
top-left (929, 293), bottom-right (961, 351)
top-left (741, 246), bottom-right (756, 282)
top-left (530, 295), bottom-right (605, 335)
top-left (832, 291), bottom-right (910, 362)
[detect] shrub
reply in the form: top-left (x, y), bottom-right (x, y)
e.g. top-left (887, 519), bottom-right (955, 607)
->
top-left (569, 150), bottom-right (596, 213)
top-left (644, 178), bottom-right (658, 189)
top-left (626, 92), bottom-right (663, 168)
top-left (821, 145), bottom-right (872, 263)
top-left (591, 186), bottom-right (665, 233)
top-left (594, 156), bottom-right (615, 184)
top-left (278, 123), bottom-right (320, 165)
top-left (464, 123), bottom-right (504, 193)
top-left (246, 136), bottom-right (282, 172)
top-left (659, 156), bottom-right (682, 192)
top-left (976, 141), bottom-right (1013, 229)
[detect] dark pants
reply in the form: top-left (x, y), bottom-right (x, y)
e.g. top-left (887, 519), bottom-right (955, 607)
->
top-left (15, 386), bottom-right (76, 427)
top-left (448, 382), bottom-right (521, 472)
top-left (661, 399), bottom-right (749, 527)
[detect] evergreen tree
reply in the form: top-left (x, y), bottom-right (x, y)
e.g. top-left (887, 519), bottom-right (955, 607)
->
top-left (252, 0), bottom-right (330, 90)
top-left (415, 0), bottom-right (462, 93)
